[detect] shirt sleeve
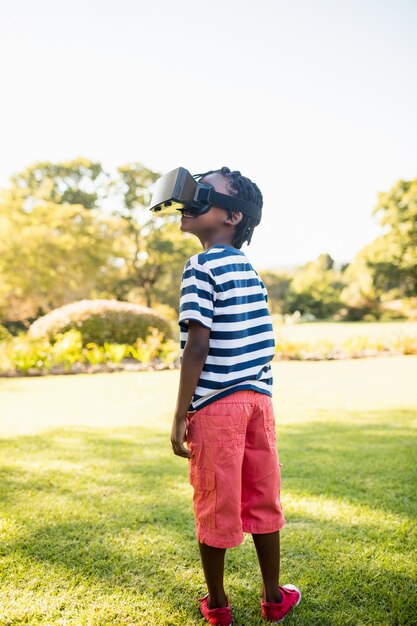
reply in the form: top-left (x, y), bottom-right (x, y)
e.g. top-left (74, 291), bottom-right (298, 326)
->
top-left (178, 259), bottom-right (215, 330)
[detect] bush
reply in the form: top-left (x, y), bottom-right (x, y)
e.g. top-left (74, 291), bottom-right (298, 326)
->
top-left (274, 331), bottom-right (417, 360)
top-left (51, 329), bottom-right (85, 370)
top-left (126, 327), bottom-right (179, 367)
top-left (27, 299), bottom-right (173, 346)
top-left (0, 330), bottom-right (84, 375)
top-left (128, 327), bottom-right (165, 365)
top-left (0, 327), bottom-right (180, 376)
top-left (0, 324), bottom-right (12, 343)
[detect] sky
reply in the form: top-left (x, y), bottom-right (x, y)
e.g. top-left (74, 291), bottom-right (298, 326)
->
top-left (1, 0), bottom-right (416, 270)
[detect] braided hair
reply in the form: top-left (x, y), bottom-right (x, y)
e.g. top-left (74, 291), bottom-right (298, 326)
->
top-left (198, 166), bottom-right (263, 249)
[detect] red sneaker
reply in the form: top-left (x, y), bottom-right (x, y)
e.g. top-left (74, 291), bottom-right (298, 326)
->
top-left (261, 584), bottom-right (301, 622)
top-left (198, 593), bottom-right (233, 626)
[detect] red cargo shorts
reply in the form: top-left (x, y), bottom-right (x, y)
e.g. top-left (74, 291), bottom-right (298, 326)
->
top-left (185, 389), bottom-right (285, 549)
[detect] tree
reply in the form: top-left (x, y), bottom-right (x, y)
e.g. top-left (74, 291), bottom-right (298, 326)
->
top-left (114, 162), bottom-right (200, 308)
top-left (0, 158), bottom-right (131, 322)
top-left (258, 270), bottom-right (292, 314)
top-left (339, 176), bottom-right (417, 319)
top-left (0, 193), bottom-right (128, 321)
top-left (369, 177), bottom-right (417, 297)
top-left (339, 245), bottom-right (382, 319)
top-left (0, 158), bottom-right (201, 323)
top-left (286, 254), bottom-right (346, 318)
top-left (8, 157), bottom-right (109, 209)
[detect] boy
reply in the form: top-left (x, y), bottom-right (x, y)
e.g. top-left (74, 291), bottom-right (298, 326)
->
top-left (170, 167), bottom-right (301, 625)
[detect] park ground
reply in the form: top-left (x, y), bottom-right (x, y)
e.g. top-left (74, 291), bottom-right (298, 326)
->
top-left (0, 355), bottom-right (416, 625)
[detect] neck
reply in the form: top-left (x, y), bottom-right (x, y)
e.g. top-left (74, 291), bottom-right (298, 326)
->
top-left (199, 236), bottom-right (235, 251)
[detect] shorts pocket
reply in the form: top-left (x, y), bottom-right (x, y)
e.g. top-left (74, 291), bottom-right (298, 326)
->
top-left (200, 412), bottom-right (246, 466)
top-left (189, 467), bottom-right (216, 529)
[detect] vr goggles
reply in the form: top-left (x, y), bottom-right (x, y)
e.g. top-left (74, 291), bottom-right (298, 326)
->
top-left (148, 166), bottom-right (262, 224)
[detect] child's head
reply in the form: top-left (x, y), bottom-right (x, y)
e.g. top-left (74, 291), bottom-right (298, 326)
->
top-left (199, 166), bottom-right (263, 248)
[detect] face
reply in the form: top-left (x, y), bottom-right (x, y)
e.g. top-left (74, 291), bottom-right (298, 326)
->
top-left (179, 172), bottom-right (242, 242)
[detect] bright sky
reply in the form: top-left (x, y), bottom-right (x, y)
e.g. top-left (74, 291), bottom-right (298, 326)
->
top-left (1, 0), bottom-right (416, 269)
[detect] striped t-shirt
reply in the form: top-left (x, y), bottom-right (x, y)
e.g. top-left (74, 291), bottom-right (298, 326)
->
top-left (178, 243), bottom-right (275, 412)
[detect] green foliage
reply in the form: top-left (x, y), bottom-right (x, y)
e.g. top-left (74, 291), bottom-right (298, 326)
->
top-left (50, 329), bottom-right (85, 370)
top-left (1, 158), bottom-right (416, 328)
top-left (127, 327), bottom-right (179, 368)
top-left (0, 330), bottom-right (84, 375)
top-left (0, 324), bottom-right (12, 343)
top-left (0, 158), bottom-right (199, 321)
top-left (28, 299), bottom-right (173, 346)
top-left (274, 321), bottom-right (417, 359)
top-left (157, 337), bottom-right (180, 368)
top-left (113, 163), bottom-right (200, 309)
top-left (0, 194), bottom-right (129, 321)
top-left (128, 327), bottom-right (166, 365)
top-left (103, 342), bottom-right (128, 364)
top-left (2, 322), bottom-right (416, 376)
top-left (83, 343), bottom-right (107, 366)
top-left (371, 176), bottom-right (417, 297)
top-left (7, 335), bottom-right (51, 374)
top-left (286, 254), bottom-right (346, 318)
top-left (8, 157), bottom-right (109, 209)
top-left (0, 326), bottom-right (178, 376)
top-left (258, 271), bottom-right (291, 314)
top-left (341, 176), bottom-right (417, 313)
top-left (117, 161), bottom-right (160, 214)
top-left (339, 245), bottom-right (377, 313)
top-left (143, 222), bottom-right (201, 312)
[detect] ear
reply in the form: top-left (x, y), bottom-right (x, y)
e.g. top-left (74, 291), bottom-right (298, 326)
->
top-left (224, 211), bottom-right (243, 226)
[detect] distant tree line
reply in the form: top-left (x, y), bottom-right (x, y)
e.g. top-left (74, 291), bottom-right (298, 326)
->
top-left (0, 158), bottom-right (415, 330)
top-left (260, 176), bottom-right (417, 320)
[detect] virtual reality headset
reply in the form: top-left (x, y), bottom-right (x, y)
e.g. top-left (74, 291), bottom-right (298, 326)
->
top-left (148, 167), bottom-right (262, 224)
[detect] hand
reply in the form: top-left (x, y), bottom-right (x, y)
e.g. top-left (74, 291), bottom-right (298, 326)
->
top-left (171, 416), bottom-right (192, 459)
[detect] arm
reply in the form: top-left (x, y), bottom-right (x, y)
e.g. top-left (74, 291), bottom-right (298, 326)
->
top-left (171, 320), bottom-right (210, 458)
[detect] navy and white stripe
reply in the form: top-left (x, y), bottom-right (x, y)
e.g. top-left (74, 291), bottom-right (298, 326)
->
top-left (178, 243), bottom-right (275, 411)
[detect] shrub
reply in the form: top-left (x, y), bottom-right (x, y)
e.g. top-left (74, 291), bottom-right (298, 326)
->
top-left (274, 330), bottom-right (417, 360)
top-left (0, 328), bottom-right (179, 376)
top-left (28, 299), bottom-right (173, 346)
top-left (51, 329), bottom-right (85, 370)
top-left (2, 334), bottom-right (54, 375)
top-left (103, 342), bottom-right (128, 364)
top-left (127, 327), bottom-right (167, 365)
top-left (82, 343), bottom-right (107, 366)
top-left (0, 324), bottom-right (12, 343)
top-left (158, 338), bottom-right (180, 368)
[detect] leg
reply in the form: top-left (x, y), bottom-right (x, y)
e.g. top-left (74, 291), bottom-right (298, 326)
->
top-left (252, 530), bottom-right (283, 603)
top-left (198, 541), bottom-right (229, 609)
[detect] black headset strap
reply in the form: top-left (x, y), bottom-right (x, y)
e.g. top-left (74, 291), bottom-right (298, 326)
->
top-left (210, 190), bottom-right (261, 223)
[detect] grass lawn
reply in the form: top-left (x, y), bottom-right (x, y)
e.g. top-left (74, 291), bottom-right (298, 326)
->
top-left (0, 355), bottom-right (416, 625)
